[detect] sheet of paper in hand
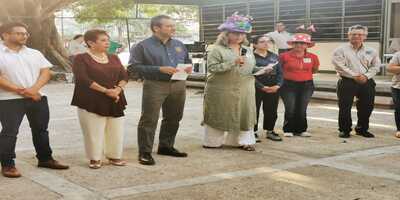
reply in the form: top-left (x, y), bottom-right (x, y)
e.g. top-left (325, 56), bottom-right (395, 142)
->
top-left (253, 62), bottom-right (279, 76)
top-left (171, 63), bottom-right (192, 80)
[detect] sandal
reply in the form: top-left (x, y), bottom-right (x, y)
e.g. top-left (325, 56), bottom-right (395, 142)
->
top-left (242, 145), bottom-right (256, 151)
top-left (108, 159), bottom-right (127, 166)
top-left (88, 160), bottom-right (101, 169)
top-left (395, 132), bottom-right (400, 138)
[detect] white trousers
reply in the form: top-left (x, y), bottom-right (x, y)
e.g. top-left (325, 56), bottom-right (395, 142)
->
top-left (77, 108), bottom-right (125, 161)
top-left (203, 124), bottom-right (256, 147)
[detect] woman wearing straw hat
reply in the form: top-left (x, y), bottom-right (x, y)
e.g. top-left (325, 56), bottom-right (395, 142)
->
top-left (279, 33), bottom-right (319, 137)
top-left (202, 13), bottom-right (258, 151)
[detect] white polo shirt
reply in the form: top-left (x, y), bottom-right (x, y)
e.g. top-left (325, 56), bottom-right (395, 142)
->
top-left (0, 43), bottom-right (52, 100)
top-left (332, 43), bottom-right (381, 79)
top-left (266, 31), bottom-right (292, 50)
top-left (390, 52), bottom-right (400, 89)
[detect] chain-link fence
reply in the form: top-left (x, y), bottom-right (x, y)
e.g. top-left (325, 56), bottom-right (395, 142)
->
top-left (54, 14), bottom-right (199, 66)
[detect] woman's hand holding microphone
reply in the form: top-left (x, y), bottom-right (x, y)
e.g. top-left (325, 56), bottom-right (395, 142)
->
top-left (235, 48), bottom-right (247, 67)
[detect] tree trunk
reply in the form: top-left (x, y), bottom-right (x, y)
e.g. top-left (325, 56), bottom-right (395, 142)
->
top-left (0, 0), bottom-right (78, 72)
top-left (28, 15), bottom-right (72, 72)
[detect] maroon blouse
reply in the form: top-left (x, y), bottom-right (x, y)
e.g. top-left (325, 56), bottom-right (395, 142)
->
top-left (71, 53), bottom-right (128, 117)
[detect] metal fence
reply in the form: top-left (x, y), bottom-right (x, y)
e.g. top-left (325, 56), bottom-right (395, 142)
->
top-left (55, 15), bottom-right (200, 51)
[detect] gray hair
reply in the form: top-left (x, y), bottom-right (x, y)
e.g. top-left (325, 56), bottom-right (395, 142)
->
top-left (150, 15), bottom-right (172, 32)
top-left (215, 31), bottom-right (249, 47)
top-left (348, 24), bottom-right (368, 35)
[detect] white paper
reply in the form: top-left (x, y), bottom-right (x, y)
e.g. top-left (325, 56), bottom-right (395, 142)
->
top-left (171, 64), bottom-right (192, 80)
top-left (253, 62), bottom-right (279, 76)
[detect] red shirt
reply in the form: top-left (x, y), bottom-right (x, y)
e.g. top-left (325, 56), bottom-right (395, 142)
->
top-left (279, 51), bottom-right (320, 82)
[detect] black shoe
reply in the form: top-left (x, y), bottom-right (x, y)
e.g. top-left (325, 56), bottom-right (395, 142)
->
top-left (339, 132), bottom-right (351, 138)
top-left (255, 133), bottom-right (261, 143)
top-left (38, 159), bottom-right (69, 170)
top-left (157, 147), bottom-right (188, 157)
top-left (356, 131), bottom-right (375, 138)
top-left (266, 131), bottom-right (282, 141)
top-left (138, 153), bottom-right (155, 165)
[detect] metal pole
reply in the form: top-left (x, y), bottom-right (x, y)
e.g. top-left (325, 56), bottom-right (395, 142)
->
top-left (306, 0), bottom-right (311, 24)
top-left (199, 6), bottom-right (204, 41)
top-left (276, 0), bottom-right (280, 22)
top-left (61, 10), bottom-right (64, 40)
top-left (126, 18), bottom-right (131, 50)
top-left (341, 0), bottom-right (345, 41)
top-left (135, 3), bottom-right (139, 18)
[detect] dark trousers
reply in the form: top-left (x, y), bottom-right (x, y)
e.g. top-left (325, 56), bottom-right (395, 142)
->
top-left (337, 77), bottom-right (376, 133)
top-left (254, 88), bottom-right (279, 132)
top-left (392, 88), bottom-right (400, 131)
top-left (280, 80), bottom-right (314, 133)
top-left (0, 97), bottom-right (53, 167)
top-left (137, 80), bottom-right (186, 154)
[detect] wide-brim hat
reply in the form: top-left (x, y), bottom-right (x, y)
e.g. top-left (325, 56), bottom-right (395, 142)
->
top-left (218, 12), bottom-right (252, 33)
top-left (287, 33), bottom-right (315, 48)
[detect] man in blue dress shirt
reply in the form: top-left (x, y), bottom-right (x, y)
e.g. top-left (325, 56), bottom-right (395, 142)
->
top-left (129, 15), bottom-right (192, 165)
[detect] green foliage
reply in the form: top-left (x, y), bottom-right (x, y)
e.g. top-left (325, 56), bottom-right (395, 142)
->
top-left (71, 0), bottom-right (136, 24)
top-left (69, 1), bottom-right (199, 40)
top-left (139, 4), bottom-right (197, 20)
top-left (71, 1), bottom-right (198, 24)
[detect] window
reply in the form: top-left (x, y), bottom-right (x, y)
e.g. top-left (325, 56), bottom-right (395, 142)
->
top-left (390, 2), bottom-right (400, 38)
top-left (250, 0), bottom-right (275, 36)
top-left (200, 0), bottom-right (383, 43)
top-left (310, 0), bottom-right (343, 40)
top-left (279, 0), bottom-right (307, 31)
top-left (201, 5), bottom-right (224, 42)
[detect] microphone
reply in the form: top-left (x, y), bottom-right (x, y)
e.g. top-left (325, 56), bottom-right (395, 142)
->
top-left (241, 48), bottom-right (247, 56)
top-left (238, 48), bottom-right (247, 66)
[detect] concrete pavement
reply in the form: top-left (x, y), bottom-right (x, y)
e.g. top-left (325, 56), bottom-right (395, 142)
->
top-left (0, 82), bottom-right (399, 200)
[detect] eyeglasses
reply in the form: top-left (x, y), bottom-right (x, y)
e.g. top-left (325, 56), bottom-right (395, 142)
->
top-left (349, 33), bottom-right (366, 36)
top-left (11, 32), bottom-right (30, 37)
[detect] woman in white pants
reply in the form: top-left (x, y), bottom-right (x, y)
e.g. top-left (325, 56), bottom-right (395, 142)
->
top-left (71, 29), bottom-right (128, 169)
top-left (203, 13), bottom-right (257, 151)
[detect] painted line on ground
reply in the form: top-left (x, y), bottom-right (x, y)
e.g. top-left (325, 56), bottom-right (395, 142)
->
top-left (313, 105), bottom-right (393, 116)
top-left (18, 160), bottom-right (107, 200)
top-left (307, 116), bottom-right (396, 129)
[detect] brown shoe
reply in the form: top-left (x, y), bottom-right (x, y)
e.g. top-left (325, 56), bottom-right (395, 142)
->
top-left (38, 159), bottom-right (69, 170)
top-left (1, 166), bottom-right (21, 178)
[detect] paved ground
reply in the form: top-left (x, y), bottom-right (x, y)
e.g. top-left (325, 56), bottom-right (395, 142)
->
top-left (0, 82), bottom-right (399, 200)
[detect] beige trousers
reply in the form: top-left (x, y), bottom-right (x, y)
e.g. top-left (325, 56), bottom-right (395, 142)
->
top-left (77, 108), bottom-right (125, 161)
top-left (203, 124), bottom-right (256, 147)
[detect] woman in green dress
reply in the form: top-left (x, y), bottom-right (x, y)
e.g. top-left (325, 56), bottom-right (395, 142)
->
top-left (203, 13), bottom-right (258, 151)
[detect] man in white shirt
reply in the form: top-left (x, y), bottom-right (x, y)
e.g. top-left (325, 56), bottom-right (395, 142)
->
top-left (332, 25), bottom-right (381, 138)
top-left (387, 52), bottom-right (400, 138)
top-left (266, 22), bottom-right (292, 54)
top-left (0, 22), bottom-right (69, 178)
top-left (388, 38), bottom-right (400, 54)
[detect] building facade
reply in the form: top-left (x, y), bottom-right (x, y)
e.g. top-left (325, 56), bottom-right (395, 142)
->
top-left (199, 0), bottom-right (399, 72)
